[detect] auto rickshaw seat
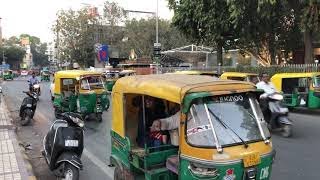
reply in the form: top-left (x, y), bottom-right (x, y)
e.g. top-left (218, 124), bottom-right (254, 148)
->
top-left (166, 155), bottom-right (179, 175)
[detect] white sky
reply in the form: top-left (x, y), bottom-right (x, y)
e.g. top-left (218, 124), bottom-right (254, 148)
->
top-left (0, 0), bottom-right (173, 43)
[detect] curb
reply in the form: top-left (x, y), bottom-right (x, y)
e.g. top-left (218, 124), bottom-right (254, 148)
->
top-left (1, 96), bottom-right (37, 180)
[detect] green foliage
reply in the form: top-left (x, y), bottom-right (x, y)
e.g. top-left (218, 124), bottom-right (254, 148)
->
top-left (168, 0), bottom-right (236, 65)
top-left (121, 18), bottom-right (190, 58)
top-left (54, 9), bottom-right (97, 67)
top-left (31, 43), bottom-right (49, 66)
top-left (0, 46), bottom-right (25, 68)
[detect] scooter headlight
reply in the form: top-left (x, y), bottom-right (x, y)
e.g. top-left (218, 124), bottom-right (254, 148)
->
top-left (33, 84), bottom-right (40, 89)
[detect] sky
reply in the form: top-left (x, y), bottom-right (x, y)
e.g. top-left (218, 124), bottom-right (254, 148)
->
top-left (0, 0), bottom-right (173, 43)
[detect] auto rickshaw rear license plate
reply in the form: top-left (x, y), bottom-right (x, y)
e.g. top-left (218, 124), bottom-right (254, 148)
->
top-left (243, 152), bottom-right (260, 167)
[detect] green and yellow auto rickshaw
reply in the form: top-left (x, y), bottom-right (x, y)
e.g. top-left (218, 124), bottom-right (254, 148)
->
top-left (170, 70), bottom-right (219, 77)
top-left (41, 69), bottom-right (51, 82)
top-left (271, 72), bottom-right (320, 109)
top-left (110, 74), bottom-right (275, 180)
top-left (53, 70), bottom-right (110, 121)
top-left (3, 70), bottom-right (14, 80)
top-left (103, 70), bottom-right (120, 92)
top-left (220, 72), bottom-right (260, 84)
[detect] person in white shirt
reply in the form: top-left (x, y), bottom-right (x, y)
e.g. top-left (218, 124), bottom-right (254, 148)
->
top-left (256, 72), bottom-right (277, 98)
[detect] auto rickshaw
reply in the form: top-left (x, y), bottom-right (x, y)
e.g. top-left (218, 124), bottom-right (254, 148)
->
top-left (271, 72), bottom-right (320, 109)
top-left (53, 70), bottom-right (110, 121)
top-left (119, 69), bottom-right (136, 78)
top-left (220, 72), bottom-right (260, 84)
top-left (41, 69), bottom-right (51, 82)
top-left (170, 70), bottom-right (219, 77)
top-left (3, 70), bottom-right (14, 80)
top-left (103, 70), bottom-right (120, 92)
top-left (110, 74), bottom-right (274, 180)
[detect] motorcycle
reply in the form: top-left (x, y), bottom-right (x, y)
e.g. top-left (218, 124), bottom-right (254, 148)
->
top-left (19, 91), bottom-right (38, 126)
top-left (260, 92), bottom-right (293, 137)
top-left (42, 112), bottom-right (84, 180)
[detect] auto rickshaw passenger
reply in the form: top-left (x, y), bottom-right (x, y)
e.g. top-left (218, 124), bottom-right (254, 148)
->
top-left (159, 106), bottom-right (180, 146)
top-left (136, 96), bottom-right (166, 147)
top-left (149, 120), bottom-right (168, 147)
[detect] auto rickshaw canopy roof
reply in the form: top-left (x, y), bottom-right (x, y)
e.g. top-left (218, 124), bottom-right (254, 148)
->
top-left (171, 70), bottom-right (218, 76)
top-left (54, 70), bottom-right (102, 79)
top-left (113, 74), bottom-right (256, 104)
top-left (271, 72), bottom-right (320, 80)
top-left (220, 72), bottom-right (258, 78)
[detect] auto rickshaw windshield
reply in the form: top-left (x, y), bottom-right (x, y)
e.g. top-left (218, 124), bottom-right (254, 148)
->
top-left (314, 75), bottom-right (320, 88)
top-left (81, 76), bottom-right (105, 90)
top-left (187, 93), bottom-right (269, 147)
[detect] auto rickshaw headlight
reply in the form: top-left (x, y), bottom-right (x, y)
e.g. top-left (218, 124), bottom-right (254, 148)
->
top-left (188, 163), bottom-right (219, 178)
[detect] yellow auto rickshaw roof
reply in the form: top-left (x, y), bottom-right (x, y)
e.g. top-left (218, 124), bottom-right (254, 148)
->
top-left (271, 72), bottom-right (320, 79)
top-left (54, 70), bottom-right (102, 79)
top-left (221, 72), bottom-right (258, 78)
top-left (113, 74), bottom-right (256, 104)
top-left (173, 70), bottom-right (217, 75)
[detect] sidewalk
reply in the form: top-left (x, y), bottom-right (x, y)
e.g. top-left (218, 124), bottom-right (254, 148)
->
top-left (0, 95), bottom-right (36, 180)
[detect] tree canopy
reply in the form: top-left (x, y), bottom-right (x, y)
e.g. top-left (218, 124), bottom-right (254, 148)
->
top-left (168, 0), bottom-right (320, 66)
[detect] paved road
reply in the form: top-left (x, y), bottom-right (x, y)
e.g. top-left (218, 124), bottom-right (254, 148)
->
top-left (3, 78), bottom-right (320, 179)
top-left (2, 78), bottom-right (114, 180)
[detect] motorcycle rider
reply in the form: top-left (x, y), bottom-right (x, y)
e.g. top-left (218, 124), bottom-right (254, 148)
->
top-left (256, 72), bottom-right (281, 129)
top-left (28, 72), bottom-right (39, 92)
top-left (256, 72), bottom-right (277, 97)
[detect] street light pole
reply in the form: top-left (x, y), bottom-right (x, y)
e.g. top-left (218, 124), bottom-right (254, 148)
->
top-left (156, 0), bottom-right (159, 44)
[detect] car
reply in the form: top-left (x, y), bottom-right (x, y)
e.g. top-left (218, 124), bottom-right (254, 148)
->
top-left (50, 78), bottom-right (55, 101)
top-left (21, 70), bottom-right (29, 76)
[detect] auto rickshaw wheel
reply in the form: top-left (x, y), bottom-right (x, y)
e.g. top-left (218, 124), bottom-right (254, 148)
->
top-left (114, 165), bottom-right (134, 180)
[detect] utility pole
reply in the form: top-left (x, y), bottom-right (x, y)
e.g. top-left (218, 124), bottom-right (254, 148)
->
top-left (156, 0), bottom-right (159, 44)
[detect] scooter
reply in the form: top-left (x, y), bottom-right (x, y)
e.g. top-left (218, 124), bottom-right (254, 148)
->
top-left (42, 112), bottom-right (84, 180)
top-left (31, 83), bottom-right (41, 101)
top-left (260, 93), bottom-right (293, 137)
top-left (19, 91), bottom-right (38, 126)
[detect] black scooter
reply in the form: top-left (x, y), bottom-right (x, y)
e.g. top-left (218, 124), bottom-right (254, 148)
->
top-left (19, 91), bottom-right (38, 126)
top-left (42, 112), bottom-right (84, 180)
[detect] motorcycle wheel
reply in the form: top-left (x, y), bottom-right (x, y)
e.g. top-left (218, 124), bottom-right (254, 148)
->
top-left (281, 125), bottom-right (292, 137)
top-left (97, 113), bottom-right (102, 122)
top-left (58, 163), bottom-right (79, 180)
top-left (21, 114), bottom-right (31, 126)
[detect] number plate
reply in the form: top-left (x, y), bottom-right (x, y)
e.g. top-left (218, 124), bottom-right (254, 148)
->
top-left (26, 104), bottom-right (32, 107)
top-left (243, 152), bottom-right (260, 167)
top-left (65, 140), bottom-right (79, 147)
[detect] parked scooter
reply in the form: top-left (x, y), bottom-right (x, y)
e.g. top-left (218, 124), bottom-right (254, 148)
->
top-left (42, 112), bottom-right (84, 180)
top-left (19, 91), bottom-right (38, 126)
top-left (260, 92), bottom-right (292, 137)
top-left (31, 83), bottom-right (41, 101)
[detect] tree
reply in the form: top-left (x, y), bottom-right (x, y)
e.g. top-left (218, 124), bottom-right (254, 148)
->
top-left (122, 18), bottom-right (190, 58)
top-left (168, 0), bottom-right (236, 65)
top-left (32, 43), bottom-right (49, 66)
top-left (228, 0), bottom-right (301, 65)
top-left (18, 34), bottom-right (49, 67)
top-left (53, 9), bottom-right (97, 67)
top-left (0, 45), bottom-right (25, 69)
top-left (299, 0), bottom-right (320, 63)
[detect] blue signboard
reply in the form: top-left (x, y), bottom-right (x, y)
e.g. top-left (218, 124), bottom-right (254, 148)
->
top-left (97, 44), bottom-right (109, 63)
top-left (0, 64), bottom-right (10, 70)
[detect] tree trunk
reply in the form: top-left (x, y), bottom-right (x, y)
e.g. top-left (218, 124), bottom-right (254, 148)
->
top-left (304, 29), bottom-right (314, 64)
top-left (217, 41), bottom-right (223, 66)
